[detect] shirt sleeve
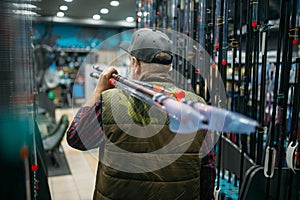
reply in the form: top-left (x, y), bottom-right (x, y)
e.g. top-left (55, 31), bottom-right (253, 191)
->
top-left (66, 100), bottom-right (105, 151)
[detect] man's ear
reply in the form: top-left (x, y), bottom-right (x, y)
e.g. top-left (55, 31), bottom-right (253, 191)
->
top-left (131, 56), bottom-right (137, 66)
top-left (132, 57), bottom-right (141, 75)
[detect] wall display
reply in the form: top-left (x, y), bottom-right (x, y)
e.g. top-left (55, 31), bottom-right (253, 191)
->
top-left (32, 23), bottom-right (132, 107)
top-left (135, 0), bottom-right (300, 199)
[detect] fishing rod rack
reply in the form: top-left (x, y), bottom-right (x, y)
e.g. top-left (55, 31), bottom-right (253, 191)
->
top-left (136, 0), bottom-right (300, 199)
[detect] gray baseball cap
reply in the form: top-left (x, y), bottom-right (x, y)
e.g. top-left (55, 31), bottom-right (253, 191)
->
top-left (120, 28), bottom-right (173, 65)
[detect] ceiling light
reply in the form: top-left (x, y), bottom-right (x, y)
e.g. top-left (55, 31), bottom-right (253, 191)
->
top-left (100, 8), bottom-right (109, 14)
top-left (93, 14), bottom-right (101, 20)
top-left (12, 10), bottom-right (38, 15)
top-left (64, 0), bottom-right (73, 2)
top-left (126, 17), bottom-right (135, 23)
top-left (60, 5), bottom-right (68, 11)
top-left (110, 1), bottom-right (119, 6)
top-left (57, 11), bottom-right (65, 17)
top-left (12, 3), bottom-right (37, 9)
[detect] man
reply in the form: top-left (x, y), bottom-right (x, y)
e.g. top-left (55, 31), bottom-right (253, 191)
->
top-left (67, 28), bottom-right (215, 199)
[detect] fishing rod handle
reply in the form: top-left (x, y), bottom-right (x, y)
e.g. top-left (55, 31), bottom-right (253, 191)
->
top-left (92, 65), bottom-right (185, 100)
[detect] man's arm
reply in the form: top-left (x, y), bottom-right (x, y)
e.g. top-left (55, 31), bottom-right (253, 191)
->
top-left (66, 67), bottom-right (118, 150)
top-left (66, 100), bottom-right (104, 150)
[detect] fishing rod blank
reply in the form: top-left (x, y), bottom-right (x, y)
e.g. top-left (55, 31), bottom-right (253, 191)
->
top-left (277, 1), bottom-right (293, 197)
top-left (90, 69), bottom-right (207, 134)
top-left (264, 0), bottom-right (291, 199)
top-left (287, 58), bottom-right (300, 200)
top-left (237, 0), bottom-right (250, 193)
top-left (181, 99), bottom-right (259, 134)
top-left (91, 65), bottom-right (186, 100)
top-left (276, 0), bottom-right (296, 198)
top-left (257, 0), bottom-right (270, 166)
top-left (91, 66), bottom-right (259, 134)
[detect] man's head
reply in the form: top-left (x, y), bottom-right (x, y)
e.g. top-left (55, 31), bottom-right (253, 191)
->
top-left (121, 28), bottom-right (173, 80)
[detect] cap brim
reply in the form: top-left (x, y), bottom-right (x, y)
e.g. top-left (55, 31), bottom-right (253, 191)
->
top-left (120, 41), bottom-right (130, 53)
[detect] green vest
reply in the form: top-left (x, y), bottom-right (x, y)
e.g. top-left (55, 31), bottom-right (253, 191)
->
top-left (93, 75), bottom-right (206, 200)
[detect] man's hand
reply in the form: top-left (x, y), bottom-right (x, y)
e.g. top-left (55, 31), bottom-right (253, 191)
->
top-left (84, 67), bottom-right (118, 107)
top-left (94, 67), bottom-right (118, 96)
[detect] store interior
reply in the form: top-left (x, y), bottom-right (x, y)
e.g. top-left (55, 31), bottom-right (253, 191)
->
top-left (1, 0), bottom-right (300, 199)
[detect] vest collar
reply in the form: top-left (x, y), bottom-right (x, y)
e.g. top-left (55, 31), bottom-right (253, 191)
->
top-left (139, 73), bottom-right (173, 83)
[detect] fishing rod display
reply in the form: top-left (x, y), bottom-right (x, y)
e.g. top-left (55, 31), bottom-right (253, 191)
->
top-left (134, 0), bottom-right (300, 199)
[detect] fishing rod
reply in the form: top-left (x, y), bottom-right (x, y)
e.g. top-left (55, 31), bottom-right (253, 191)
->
top-left (181, 98), bottom-right (258, 134)
top-left (221, 0), bottom-right (228, 89)
top-left (264, 14), bottom-right (284, 200)
top-left (237, 0), bottom-right (251, 193)
top-left (92, 66), bottom-right (186, 101)
top-left (182, 0), bottom-right (190, 90)
top-left (167, 0), bottom-right (174, 30)
top-left (287, 4), bottom-right (299, 146)
top-left (216, 0), bottom-right (225, 89)
top-left (91, 66), bottom-right (259, 134)
top-left (173, 0), bottom-right (184, 88)
top-left (264, 0), bottom-right (291, 199)
top-left (278, 0), bottom-right (299, 199)
top-left (292, 59), bottom-right (300, 171)
top-left (237, 0), bottom-right (244, 118)
top-left (221, 0), bottom-right (234, 186)
top-left (181, 0), bottom-right (188, 90)
top-left (209, 4), bottom-right (216, 102)
top-left (190, 0), bottom-right (199, 94)
top-left (207, 0), bottom-right (216, 59)
top-left (195, 0), bottom-right (204, 97)
top-left (187, 0), bottom-right (196, 92)
top-left (287, 58), bottom-right (300, 200)
top-left (257, 0), bottom-right (270, 165)
top-left (229, 0), bottom-right (240, 188)
top-left (149, 0), bottom-right (155, 28)
top-left (245, 0), bottom-right (257, 161)
top-left (163, 0), bottom-right (169, 29)
top-left (169, 0), bottom-right (179, 85)
top-left (229, 0), bottom-right (239, 114)
top-left (91, 69), bottom-right (207, 134)
top-left (213, 0), bottom-right (225, 197)
top-left (157, 0), bottom-right (165, 28)
top-left (250, 0), bottom-right (259, 164)
top-left (195, 0), bottom-right (208, 99)
top-left (90, 74), bottom-right (186, 102)
top-left (275, 0), bottom-right (293, 199)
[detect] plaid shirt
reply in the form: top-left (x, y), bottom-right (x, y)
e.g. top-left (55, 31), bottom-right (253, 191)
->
top-left (67, 99), bottom-right (216, 199)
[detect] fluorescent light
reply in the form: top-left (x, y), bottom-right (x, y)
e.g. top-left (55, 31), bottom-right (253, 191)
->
top-left (110, 1), bottom-right (119, 6)
top-left (57, 11), bottom-right (65, 17)
top-left (60, 5), bottom-right (68, 11)
top-left (93, 14), bottom-right (101, 20)
top-left (64, 0), bottom-right (73, 2)
top-left (12, 3), bottom-right (37, 9)
top-left (126, 17), bottom-right (134, 23)
top-left (100, 8), bottom-right (109, 14)
top-left (12, 10), bottom-right (37, 15)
